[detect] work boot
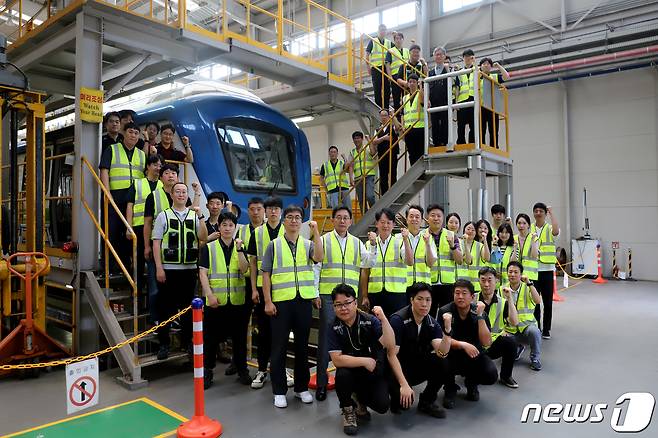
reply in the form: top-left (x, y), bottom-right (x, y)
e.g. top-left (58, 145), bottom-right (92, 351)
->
top-left (466, 386), bottom-right (480, 402)
top-left (157, 345), bottom-right (169, 360)
top-left (443, 388), bottom-right (456, 409)
top-left (418, 400), bottom-right (447, 418)
top-left (237, 370), bottom-right (253, 385)
top-left (342, 406), bottom-right (358, 436)
top-left (355, 401), bottom-right (371, 422)
top-left (500, 376), bottom-right (519, 388)
top-left (203, 368), bottom-right (213, 390)
top-left (225, 363), bottom-right (238, 376)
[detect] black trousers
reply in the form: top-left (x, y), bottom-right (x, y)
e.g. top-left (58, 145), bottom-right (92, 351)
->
top-left (481, 108), bottom-right (497, 147)
top-left (485, 335), bottom-right (518, 380)
top-left (430, 284), bottom-right (454, 319)
top-left (371, 66), bottom-right (390, 110)
top-left (106, 200), bottom-right (131, 273)
top-left (132, 225), bottom-right (145, 294)
top-left (391, 75), bottom-right (403, 114)
top-left (377, 144), bottom-right (399, 196)
top-left (369, 292), bottom-right (408, 318)
top-left (457, 97), bottom-right (475, 144)
top-left (157, 268), bottom-right (197, 348)
top-left (389, 354), bottom-right (448, 408)
top-left (335, 367), bottom-right (390, 413)
top-left (270, 296), bottom-right (312, 394)
top-left (204, 301), bottom-right (251, 372)
top-left (445, 350), bottom-right (498, 391)
top-left (405, 127), bottom-right (425, 167)
top-left (253, 286), bottom-right (272, 372)
top-left (534, 270), bottom-right (554, 334)
top-left (430, 112), bottom-right (449, 146)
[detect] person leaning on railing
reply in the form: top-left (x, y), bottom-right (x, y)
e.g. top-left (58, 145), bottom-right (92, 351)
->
top-left (395, 44), bottom-right (428, 92)
top-left (478, 58), bottom-right (510, 148)
top-left (386, 32), bottom-right (410, 115)
top-left (346, 131), bottom-right (377, 214)
top-left (366, 24), bottom-right (392, 110)
top-left (401, 74), bottom-right (425, 166)
top-left (372, 108), bottom-right (402, 197)
top-left (455, 49), bottom-right (477, 145)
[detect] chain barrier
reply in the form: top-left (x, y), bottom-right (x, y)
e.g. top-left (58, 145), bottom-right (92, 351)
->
top-left (0, 306), bottom-right (192, 370)
top-left (556, 260), bottom-right (590, 280)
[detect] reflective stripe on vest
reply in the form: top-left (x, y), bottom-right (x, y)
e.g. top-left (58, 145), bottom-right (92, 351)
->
top-left (457, 71), bottom-right (476, 103)
top-left (161, 208), bottom-right (198, 264)
top-left (531, 223), bottom-right (557, 264)
top-left (496, 246), bottom-right (513, 283)
top-left (389, 47), bottom-right (410, 73)
top-left (351, 147), bottom-right (376, 177)
top-left (368, 235), bottom-right (407, 294)
top-left (239, 224), bottom-right (257, 278)
top-left (407, 231), bottom-right (432, 286)
top-left (504, 283), bottom-right (537, 334)
top-left (108, 143), bottom-right (145, 190)
top-left (152, 187), bottom-right (170, 221)
top-left (323, 160), bottom-right (350, 191)
top-left (476, 291), bottom-right (506, 344)
top-left (403, 92), bottom-right (425, 129)
top-left (430, 229), bottom-right (456, 285)
top-left (457, 239), bottom-right (482, 291)
top-left (207, 239), bottom-right (246, 306)
top-left (515, 234), bottom-right (539, 280)
top-left (319, 232), bottom-right (361, 294)
top-left (370, 38), bottom-right (392, 66)
top-left (133, 179), bottom-right (163, 227)
top-left (270, 236), bottom-right (316, 302)
top-left (255, 224), bottom-right (285, 287)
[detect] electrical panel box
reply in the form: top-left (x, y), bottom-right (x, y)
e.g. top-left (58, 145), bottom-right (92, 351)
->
top-left (571, 239), bottom-right (600, 276)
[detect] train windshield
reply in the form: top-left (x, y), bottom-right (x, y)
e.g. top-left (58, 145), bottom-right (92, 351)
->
top-left (217, 119), bottom-right (296, 193)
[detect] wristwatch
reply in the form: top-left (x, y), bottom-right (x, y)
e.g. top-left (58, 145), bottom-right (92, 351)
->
top-left (527, 281), bottom-right (534, 287)
top-left (443, 329), bottom-right (452, 337)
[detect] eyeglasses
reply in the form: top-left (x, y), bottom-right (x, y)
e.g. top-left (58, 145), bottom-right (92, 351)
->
top-left (285, 215), bottom-right (302, 222)
top-left (333, 299), bottom-right (356, 309)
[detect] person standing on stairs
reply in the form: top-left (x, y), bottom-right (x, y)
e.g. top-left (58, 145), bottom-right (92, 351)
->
top-left (366, 24), bottom-right (392, 110)
top-left (401, 74), bottom-right (426, 167)
top-left (373, 109), bottom-right (402, 197)
top-left (386, 32), bottom-right (410, 116)
top-left (320, 145), bottom-right (351, 208)
top-left (347, 131), bottom-right (377, 214)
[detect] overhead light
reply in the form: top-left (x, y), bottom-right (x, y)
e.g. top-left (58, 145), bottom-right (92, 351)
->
top-left (291, 115), bottom-right (314, 124)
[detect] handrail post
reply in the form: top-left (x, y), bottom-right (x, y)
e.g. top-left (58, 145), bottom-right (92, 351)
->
top-left (423, 79), bottom-right (429, 156)
top-left (277, 0), bottom-right (283, 55)
top-left (474, 68), bottom-right (481, 150)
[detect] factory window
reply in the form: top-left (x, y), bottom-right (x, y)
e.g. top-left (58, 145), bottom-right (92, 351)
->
top-left (382, 2), bottom-right (416, 29)
top-left (442, 0), bottom-right (482, 13)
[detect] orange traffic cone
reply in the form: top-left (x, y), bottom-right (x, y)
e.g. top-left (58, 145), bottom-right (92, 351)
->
top-left (592, 244), bottom-right (608, 284)
top-left (309, 370), bottom-right (336, 390)
top-left (552, 270), bottom-right (564, 301)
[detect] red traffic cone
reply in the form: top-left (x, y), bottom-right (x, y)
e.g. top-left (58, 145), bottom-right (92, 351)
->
top-left (552, 270), bottom-right (564, 302)
top-left (593, 244), bottom-right (608, 284)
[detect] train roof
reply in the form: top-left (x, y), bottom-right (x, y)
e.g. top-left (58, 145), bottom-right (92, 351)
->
top-left (143, 81), bottom-right (265, 108)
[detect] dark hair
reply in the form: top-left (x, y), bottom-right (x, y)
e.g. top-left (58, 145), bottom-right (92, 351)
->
top-left (332, 205), bottom-right (352, 219)
top-left (159, 163), bottom-right (180, 176)
top-left (533, 202), bottom-right (547, 213)
top-left (352, 131), bottom-right (364, 139)
top-left (462, 221), bottom-right (476, 234)
top-left (408, 73), bottom-right (419, 81)
top-left (478, 266), bottom-right (498, 278)
top-left (407, 282), bottom-right (432, 299)
top-left (264, 196), bottom-right (283, 209)
top-left (445, 55), bottom-right (452, 61)
top-left (145, 121), bottom-right (160, 132)
top-left (118, 109), bottom-right (136, 120)
top-left (426, 204), bottom-right (444, 215)
top-left (171, 181), bottom-right (187, 192)
top-left (406, 204), bottom-right (424, 218)
top-left (331, 283), bottom-right (357, 301)
top-left (446, 212), bottom-right (461, 229)
top-left (145, 154), bottom-right (164, 172)
top-left (248, 197), bottom-right (264, 207)
top-left (207, 191), bottom-right (226, 203)
top-left (507, 260), bottom-right (524, 273)
top-left (516, 213), bottom-right (531, 226)
top-left (462, 49), bottom-right (475, 56)
top-left (104, 111), bottom-right (120, 124)
top-left (375, 208), bottom-right (395, 222)
top-left (453, 279), bottom-right (475, 295)
top-left (497, 223), bottom-right (515, 247)
top-left (328, 145), bottom-right (339, 152)
top-left (218, 211), bottom-right (238, 225)
top-left (283, 205), bottom-right (303, 218)
top-left (123, 122), bottom-right (140, 132)
top-left (479, 57), bottom-right (493, 66)
top-left (160, 123), bottom-right (176, 134)
top-left (475, 219), bottom-right (492, 249)
top-left (491, 204), bottom-right (506, 215)
top-left (409, 44), bottom-right (421, 52)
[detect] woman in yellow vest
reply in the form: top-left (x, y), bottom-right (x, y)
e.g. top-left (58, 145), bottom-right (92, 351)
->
top-left (457, 221), bottom-right (489, 292)
top-left (514, 213), bottom-right (539, 282)
top-left (262, 206), bottom-right (323, 408)
top-left (475, 219), bottom-right (494, 269)
top-left (492, 223), bottom-right (518, 283)
top-left (199, 211), bottom-right (251, 389)
top-left (402, 74), bottom-right (425, 166)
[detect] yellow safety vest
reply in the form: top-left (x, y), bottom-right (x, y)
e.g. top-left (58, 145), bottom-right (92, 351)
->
top-left (254, 224), bottom-right (285, 287)
top-left (270, 236), bottom-right (316, 302)
top-left (515, 234), bottom-right (539, 280)
top-left (531, 223), bottom-right (557, 265)
top-left (350, 147), bottom-right (376, 178)
top-left (206, 240), bottom-right (246, 306)
top-left (430, 228), bottom-right (456, 285)
top-left (475, 290), bottom-right (506, 344)
top-left (323, 160), bottom-right (350, 191)
top-left (370, 38), bottom-right (392, 67)
top-left (504, 283), bottom-right (537, 334)
top-left (108, 143), bottom-right (145, 191)
top-left (160, 208), bottom-right (199, 265)
top-left (238, 223), bottom-right (259, 278)
top-left (403, 92), bottom-right (424, 129)
top-left (406, 230), bottom-right (432, 286)
top-left (151, 186), bottom-right (170, 221)
top-left (133, 179), bottom-right (163, 227)
top-left (367, 235), bottom-right (407, 294)
top-left (457, 239), bottom-right (483, 292)
top-left (479, 72), bottom-right (499, 98)
top-left (319, 231), bottom-right (361, 294)
top-left (457, 70), bottom-right (476, 103)
top-left (389, 47), bottom-right (410, 74)
top-left (495, 246), bottom-right (514, 283)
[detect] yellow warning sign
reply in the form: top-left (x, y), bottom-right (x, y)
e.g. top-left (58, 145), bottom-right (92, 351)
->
top-left (79, 87), bottom-right (104, 123)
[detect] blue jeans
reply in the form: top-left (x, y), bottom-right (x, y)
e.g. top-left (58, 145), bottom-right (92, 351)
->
top-left (514, 324), bottom-right (542, 361)
top-left (146, 258), bottom-right (159, 323)
top-left (316, 294), bottom-right (336, 387)
top-left (328, 190), bottom-right (351, 209)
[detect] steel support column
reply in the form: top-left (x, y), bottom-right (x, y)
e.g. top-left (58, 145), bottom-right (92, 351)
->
top-left (468, 155), bottom-right (486, 221)
top-left (562, 81), bottom-right (573, 252)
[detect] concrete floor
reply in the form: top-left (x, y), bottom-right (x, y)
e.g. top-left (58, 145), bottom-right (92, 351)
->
top-left (2, 280), bottom-right (657, 438)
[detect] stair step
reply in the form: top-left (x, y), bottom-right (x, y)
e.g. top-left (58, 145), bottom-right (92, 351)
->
top-left (115, 312), bottom-right (150, 322)
top-left (139, 351), bottom-right (189, 368)
top-left (108, 292), bottom-right (133, 301)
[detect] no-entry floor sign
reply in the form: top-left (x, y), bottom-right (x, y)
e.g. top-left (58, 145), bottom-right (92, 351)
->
top-left (66, 358), bottom-right (99, 415)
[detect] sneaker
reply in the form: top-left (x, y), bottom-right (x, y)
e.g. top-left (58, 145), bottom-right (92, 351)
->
top-left (515, 344), bottom-right (526, 361)
top-left (442, 389), bottom-right (456, 409)
top-left (499, 376), bottom-right (519, 388)
top-left (418, 401), bottom-right (447, 418)
top-left (203, 369), bottom-right (214, 390)
top-left (157, 345), bottom-right (169, 360)
top-left (530, 360), bottom-right (542, 371)
top-left (355, 402), bottom-right (371, 422)
top-left (542, 332), bottom-right (551, 340)
top-left (465, 386), bottom-right (480, 402)
top-left (295, 391), bottom-right (314, 404)
top-left (286, 369), bottom-right (294, 387)
top-left (251, 371), bottom-right (267, 389)
top-left (274, 395), bottom-right (288, 408)
top-left (225, 363), bottom-right (238, 376)
top-left (342, 406), bottom-right (358, 436)
top-left (237, 371), bottom-right (253, 386)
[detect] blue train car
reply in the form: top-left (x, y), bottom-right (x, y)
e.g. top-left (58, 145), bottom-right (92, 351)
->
top-left (135, 82), bottom-right (312, 222)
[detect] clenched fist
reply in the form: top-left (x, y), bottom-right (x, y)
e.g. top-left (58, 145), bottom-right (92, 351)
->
top-left (476, 301), bottom-right (486, 316)
top-left (368, 231), bottom-right (377, 246)
top-left (372, 306), bottom-right (385, 320)
top-left (309, 221), bottom-right (317, 232)
top-left (401, 228), bottom-right (409, 239)
top-left (235, 238), bottom-right (243, 250)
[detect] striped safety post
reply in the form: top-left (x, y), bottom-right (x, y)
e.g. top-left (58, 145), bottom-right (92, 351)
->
top-left (552, 270), bottom-right (564, 301)
top-left (592, 244), bottom-right (607, 284)
top-left (177, 298), bottom-right (223, 438)
top-left (627, 248), bottom-right (633, 279)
